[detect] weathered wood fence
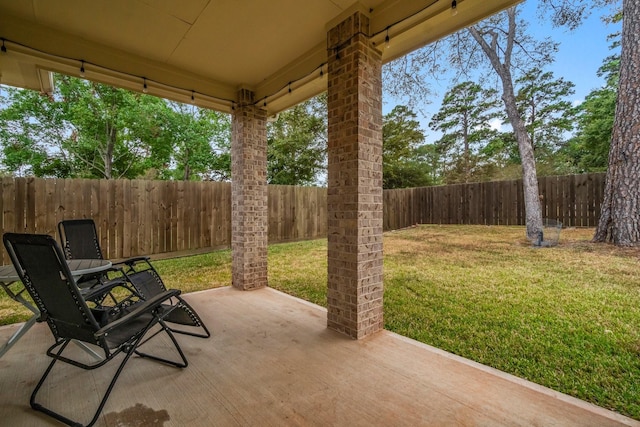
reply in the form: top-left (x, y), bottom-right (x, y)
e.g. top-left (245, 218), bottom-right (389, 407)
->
top-left (0, 178), bottom-right (326, 264)
top-left (384, 173), bottom-right (605, 230)
top-left (0, 173), bottom-right (604, 264)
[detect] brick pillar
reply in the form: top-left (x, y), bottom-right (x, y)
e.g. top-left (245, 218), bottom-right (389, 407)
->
top-left (326, 11), bottom-right (384, 339)
top-left (231, 89), bottom-right (268, 290)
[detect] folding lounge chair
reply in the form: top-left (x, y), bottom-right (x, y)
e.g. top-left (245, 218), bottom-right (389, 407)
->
top-left (55, 219), bottom-right (140, 306)
top-left (58, 219), bottom-right (211, 338)
top-left (3, 232), bottom-right (188, 427)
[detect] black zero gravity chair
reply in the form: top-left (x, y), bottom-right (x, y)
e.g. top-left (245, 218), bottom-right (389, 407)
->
top-left (3, 232), bottom-right (188, 427)
top-left (58, 218), bottom-right (211, 338)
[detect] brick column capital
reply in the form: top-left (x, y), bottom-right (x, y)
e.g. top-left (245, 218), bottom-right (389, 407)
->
top-left (327, 11), bottom-right (371, 51)
top-left (236, 88), bottom-right (256, 108)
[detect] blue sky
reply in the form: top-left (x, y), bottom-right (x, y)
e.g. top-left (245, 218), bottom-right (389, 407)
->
top-left (525, 1), bottom-right (619, 104)
top-left (384, 0), bottom-right (621, 140)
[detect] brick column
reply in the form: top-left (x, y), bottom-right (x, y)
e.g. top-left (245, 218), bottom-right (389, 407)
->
top-left (326, 11), bottom-right (384, 339)
top-left (231, 89), bottom-right (268, 290)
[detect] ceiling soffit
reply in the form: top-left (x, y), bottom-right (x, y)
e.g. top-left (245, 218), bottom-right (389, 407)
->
top-left (0, 0), bottom-right (520, 115)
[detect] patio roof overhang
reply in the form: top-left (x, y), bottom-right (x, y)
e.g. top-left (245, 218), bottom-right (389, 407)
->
top-left (0, 0), bottom-right (520, 115)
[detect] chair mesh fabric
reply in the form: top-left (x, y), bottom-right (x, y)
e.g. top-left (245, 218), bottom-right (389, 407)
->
top-left (58, 219), bottom-right (119, 298)
top-left (8, 235), bottom-right (100, 344)
top-left (58, 218), bottom-right (210, 338)
top-left (126, 269), bottom-right (199, 327)
top-left (59, 219), bottom-right (103, 260)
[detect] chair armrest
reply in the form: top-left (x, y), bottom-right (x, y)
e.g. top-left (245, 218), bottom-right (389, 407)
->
top-left (94, 289), bottom-right (181, 338)
top-left (113, 256), bottom-right (151, 268)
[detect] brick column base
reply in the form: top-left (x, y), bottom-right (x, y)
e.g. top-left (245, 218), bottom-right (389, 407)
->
top-left (326, 11), bottom-right (384, 339)
top-left (231, 89), bottom-right (268, 291)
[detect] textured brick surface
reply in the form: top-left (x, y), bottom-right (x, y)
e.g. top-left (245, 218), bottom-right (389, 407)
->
top-left (326, 12), bottom-right (384, 339)
top-left (231, 90), bottom-right (268, 290)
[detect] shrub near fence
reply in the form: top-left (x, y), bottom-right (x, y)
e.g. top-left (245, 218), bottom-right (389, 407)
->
top-left (0, 173), bottom-right (604, 264)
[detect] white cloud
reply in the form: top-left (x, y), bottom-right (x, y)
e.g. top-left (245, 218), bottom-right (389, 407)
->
top-left (489, 118), bottom-right (503, 131)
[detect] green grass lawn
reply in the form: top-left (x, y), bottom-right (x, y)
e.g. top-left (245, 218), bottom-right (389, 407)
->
top-left (2, 225), bottom-right (639, 419)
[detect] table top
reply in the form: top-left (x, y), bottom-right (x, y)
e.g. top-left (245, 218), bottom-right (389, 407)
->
top-left (0, 259), bottom-right (112, 283)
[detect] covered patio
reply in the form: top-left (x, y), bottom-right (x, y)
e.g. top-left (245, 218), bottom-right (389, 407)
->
top-left (0, 287), bottom-right (637, 426)
top-left (0, 0), bottom-right (521, 339)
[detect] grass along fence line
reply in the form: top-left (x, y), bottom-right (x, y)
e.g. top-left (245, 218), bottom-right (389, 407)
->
top-left (1, 225), bottom-right (639, 419)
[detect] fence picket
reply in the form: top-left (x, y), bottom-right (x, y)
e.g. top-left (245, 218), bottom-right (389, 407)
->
top-left (0, 174), bottom-right (606, 264)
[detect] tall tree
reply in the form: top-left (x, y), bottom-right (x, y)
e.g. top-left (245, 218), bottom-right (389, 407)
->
top-left (0, 87), bottom-right (70, 177)
top-left (0, 73), bottom-right (233, 181)
top-left (594, 0), bottom-right (640, 245)
top-left (536, 0), bottom-right (640, 246)
top-left (466, 6), bottom-right (554, 240)
top-left (383, 105), bottom-right (433, 189)
top-left (429, 81), bottom-right (500, 183)
top-left (0, 74), bottom-right (167, 179)
top-left (515, 68), bottom-right (576, 157)
top-left (385, 5), bottom-right (558, 239)
top-left (267, 94), bottom-right (327, 186)
top-left (56, 75), bottom-right (164, 179)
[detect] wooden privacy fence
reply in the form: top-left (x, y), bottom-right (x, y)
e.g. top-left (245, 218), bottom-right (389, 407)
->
top-left (0, 178), bottom-right (327, 265)
top-left (383, 173), bottom-right (605, 230)
top-left (0, 173), bottom-right (605, 264)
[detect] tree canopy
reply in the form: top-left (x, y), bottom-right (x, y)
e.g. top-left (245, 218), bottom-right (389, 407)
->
top-left (0, 74), bottom-right (231, 180)
top-left (383, 105), bottom-right (433, 189)
top-left (429, 81), bottom-right (500, 183)
top-left (267, 95), bottom-right (327, 186)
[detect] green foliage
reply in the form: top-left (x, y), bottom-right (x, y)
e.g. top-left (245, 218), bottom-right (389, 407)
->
top-left (429, 82), bottom-right (500, 183)
top-left (155, 102), bottom-right (231, 181)
top-left (564, 52), bottom-right (619, 173)
top-left (516, 68), bottom-right (576, 152)
top-left (56, 75), bottom-right (166, 179)
top-left (514, 68), bottom-right (577, 175)
top-left (0, 74), bottom-right (232, 180)
top-left (0, 85), bottom-right (70, 177)
top-left (267, 94), bottom-right (327, 186)
top-left (382, 105), bottom-right (433, 189)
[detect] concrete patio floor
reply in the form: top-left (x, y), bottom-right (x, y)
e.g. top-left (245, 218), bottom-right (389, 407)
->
top-left (0, 286), bottom-right (638, 426)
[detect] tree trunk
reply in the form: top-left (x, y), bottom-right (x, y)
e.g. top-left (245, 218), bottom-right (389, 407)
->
top-left (104, 123), bottom-right (116, 179)
top-left (594, 0), bottom-right (640, 246)
top-left (468, 8), bottom-right (543, 240)
top-left (463, 114), bottom-right (470, 183)
top-left (183, 148), bottom-right (191, 181)
top-left (502, 78), bottom-right (543, 240)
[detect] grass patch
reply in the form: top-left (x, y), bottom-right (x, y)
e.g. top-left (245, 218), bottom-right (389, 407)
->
top-left (2, 225), bottom-right (640, 419)
top-left (383, 226), bottom-right (640, 420)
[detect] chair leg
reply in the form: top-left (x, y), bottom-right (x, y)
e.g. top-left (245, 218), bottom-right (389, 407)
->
top-left (29, 319), bottom-right (187, 427)
top-left (134, 319), bottom-right (188, 368)
top-left (30, 338), bottom-right (138, 427)
top-left (167, 320), bottom-right (211, 339)
top-left (167, 298), bottom-right (211, 339)
top-left (30, 340), bottom-right (83, 426)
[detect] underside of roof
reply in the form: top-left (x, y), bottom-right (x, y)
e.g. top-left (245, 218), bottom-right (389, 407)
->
top-left (0, 0), bottom-right (520, 115)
